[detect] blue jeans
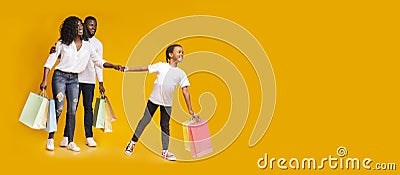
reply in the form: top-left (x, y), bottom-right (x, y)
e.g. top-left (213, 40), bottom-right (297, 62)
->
top-left (65, 83), bottom-right (95, 138)
top-left (48, 70), bottom-right (79, 143)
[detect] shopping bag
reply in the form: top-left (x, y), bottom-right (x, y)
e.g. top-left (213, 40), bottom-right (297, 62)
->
top-left (182, 119), bottom-right (194, 151)
top-left (105, 96), bottom-right (117, 122)
top-left (102, 96), bottom-right (114, 133)
top-left (19, 92), bottom-right (49, 129)
top-left (188, 120), bottom-right (213, 158)
top-left (93, 97), bottom-right (105, 128)
top-left (44, 99), bottom-right (57, 132)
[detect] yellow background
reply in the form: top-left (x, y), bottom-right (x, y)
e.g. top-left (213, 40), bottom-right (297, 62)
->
top-left (1, 0), bottom-right (399, 174)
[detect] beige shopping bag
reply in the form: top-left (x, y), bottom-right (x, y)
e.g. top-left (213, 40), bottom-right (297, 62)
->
top-left (102, 96), bottom-right (114, 133)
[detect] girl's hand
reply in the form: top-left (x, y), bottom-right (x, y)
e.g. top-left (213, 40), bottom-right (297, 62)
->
top-left (191, 113), bottom-right (200, 122)
top-left (123, 67), bottom-right (129, 72)
top-left (119, 66), bottom-right (126, 72)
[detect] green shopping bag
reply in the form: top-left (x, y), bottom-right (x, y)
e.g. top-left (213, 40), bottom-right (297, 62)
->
top-left (19, 92), bottom-right (49, 129)
top-left (93, 96), bottom-right (105, 128)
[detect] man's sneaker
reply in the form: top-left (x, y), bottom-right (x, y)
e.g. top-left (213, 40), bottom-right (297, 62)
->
top-left (162, 150), bottom-right (177, 161)
top-left (67, 142), bottom-right (80, 152)
top-left (46, 139), bottom-right (54, 151)
top-left (125, 141), bottom-right (135, 155)
top-left (86, 137), bottom-right (97, 147)
top-left (60, 137), bottom-right (68, 147)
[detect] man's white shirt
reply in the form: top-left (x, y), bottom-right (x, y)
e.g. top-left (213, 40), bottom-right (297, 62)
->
top-left (78, 37), bottom-right (104, 84)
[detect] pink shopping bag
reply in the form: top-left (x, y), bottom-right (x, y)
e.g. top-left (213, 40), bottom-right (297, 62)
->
top-left (188, 120), bottom-right (213, 158)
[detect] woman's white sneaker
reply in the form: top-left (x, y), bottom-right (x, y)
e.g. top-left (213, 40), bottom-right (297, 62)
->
top-left (46, 139), bottom-right (54, 151)
top-left (60, 137), bottom-right (68, 147)
top-left (67, 142), bottom-right (80, 152)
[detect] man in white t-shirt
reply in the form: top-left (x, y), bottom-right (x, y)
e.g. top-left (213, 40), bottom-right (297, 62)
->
top-left (123, 44), bottom-right (200, 161)
top-left (50, 16), bottom-right (103, 147)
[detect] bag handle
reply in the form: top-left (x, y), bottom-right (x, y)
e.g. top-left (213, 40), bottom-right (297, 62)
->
top-left (100, 92), bottom-right (106, 99)
top-left (188, 114), bottom-right (201, 124)
top-left (191, 113), bottom-right (201, 123)
top-left (39, 89), bottom-right (48, 98)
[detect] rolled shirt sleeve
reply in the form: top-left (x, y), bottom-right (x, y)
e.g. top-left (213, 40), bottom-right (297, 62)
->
top-left (44, 41), bottom-right (62, 69)
top-left (95, 64), bottom-right (104, 82)
top-left (90, 44), bottom-right (106, 68)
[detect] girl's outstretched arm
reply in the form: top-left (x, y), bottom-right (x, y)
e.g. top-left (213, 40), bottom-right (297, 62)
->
top-left (125, 66), bottom-right (148, 72)
top-left (182, 86), bottom-right (200, 120)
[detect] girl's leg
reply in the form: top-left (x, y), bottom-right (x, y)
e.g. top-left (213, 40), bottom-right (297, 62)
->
top-left (131, 100), bottom-right (159, 142)
top-left (160, 105), bottom-right (172, 150)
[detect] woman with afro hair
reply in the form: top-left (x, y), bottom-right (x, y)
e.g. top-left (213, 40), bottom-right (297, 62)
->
top-left (40, 16), bottom-right (123, 152)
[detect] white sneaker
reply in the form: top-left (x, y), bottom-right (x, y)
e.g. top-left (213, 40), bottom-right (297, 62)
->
top-left (86, 137), bottom-right (97, 147)
top-left (162, 150), bottom-right (176, 161)
top-left (125, 141), bottom-right (135, 155)
top-left (60, 137), bottom-right (68, 147)
top-left (46, 139), bottom-right (54, 151)
top-left (67, 142), bottom-right (80, 152)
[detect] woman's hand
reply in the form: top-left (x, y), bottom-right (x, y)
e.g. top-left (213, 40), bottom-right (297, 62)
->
top-left (40, 81), bottom-right (47, 90)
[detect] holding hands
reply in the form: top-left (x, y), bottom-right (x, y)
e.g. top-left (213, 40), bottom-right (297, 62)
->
top-left (112, 65), bottom-right (126, 72)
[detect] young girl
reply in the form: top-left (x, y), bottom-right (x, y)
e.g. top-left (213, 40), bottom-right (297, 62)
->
top-left (40, 16), bottom-right (123, 152)
top-left (124, 44), bottom-right (199, 161)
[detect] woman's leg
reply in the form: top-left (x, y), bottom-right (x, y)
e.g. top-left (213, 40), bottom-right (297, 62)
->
top-left (49, 70), bottom-right (67, 139)
top-left (62, 87), bottom-right (82, 139)
top-left (65, 74), bottom-right (79, 143)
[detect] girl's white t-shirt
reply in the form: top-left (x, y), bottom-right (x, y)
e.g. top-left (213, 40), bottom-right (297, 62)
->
top-left (148, 62), bottom-right (190, 106)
